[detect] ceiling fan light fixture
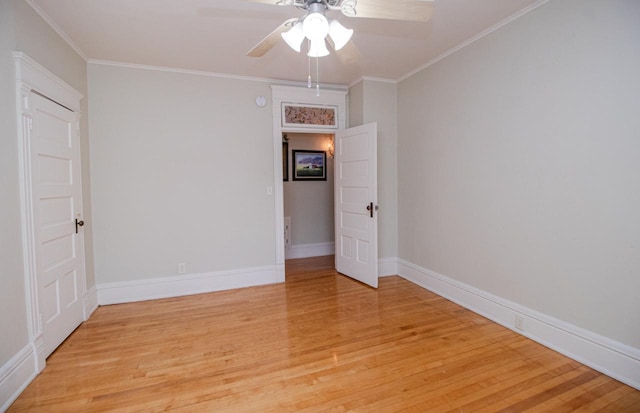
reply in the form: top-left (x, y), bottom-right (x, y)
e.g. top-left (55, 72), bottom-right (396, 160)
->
top-left (328, 19), bottom-right (353, 51)
top-left (307, 38), bottom-right (329, 57)
top-left (302, 12), bottom-right (329, 40)
top-left (281, 21), bottom-right (305, 52)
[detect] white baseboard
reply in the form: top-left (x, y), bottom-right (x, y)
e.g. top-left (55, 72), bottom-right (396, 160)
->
top-left (0, 344), bottom-right (37, 412)
top-left (285, 242), bottom-right (335, 259)
top-left (378, 257), bottom-right (398, 277)
top-left (397, 259), bottom-right (640, 390)
top-left (275, 263), bottom-right (285, 283)
top-left (83, 285), bottom-right (98, 320)
top-left (97, 265), bottom-right (279, 305)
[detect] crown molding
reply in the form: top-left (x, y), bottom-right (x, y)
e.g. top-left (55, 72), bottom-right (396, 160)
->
top-left (397, 0), bottom-right (551, 83)
top-left (348, 76), bottom-right (397, 89)
top-left (88, 59), bottom-right (348, 90)
top-left (24, 0), bottom-right (549, 92)
top-left (348, 77), bottom-right (364, 89)
top-left (24, 0), bottom-right (88, 61)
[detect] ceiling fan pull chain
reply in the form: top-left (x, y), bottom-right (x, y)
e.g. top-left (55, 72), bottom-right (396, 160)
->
top-left (316, 55), bottom-right (320, 96)
top-left (307, 39), bottom-right (312, 88)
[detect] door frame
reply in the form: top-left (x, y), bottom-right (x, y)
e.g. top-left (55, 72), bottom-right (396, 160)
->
top-left (14, 52), bottom-right (87, 372)
top-left (270, 85), bottom-right (347, 281)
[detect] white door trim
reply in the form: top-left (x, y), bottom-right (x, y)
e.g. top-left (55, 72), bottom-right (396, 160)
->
top-left (270, 85), bottom-right (347, 280)
top-left (14, 52), bottom-right (85, 372)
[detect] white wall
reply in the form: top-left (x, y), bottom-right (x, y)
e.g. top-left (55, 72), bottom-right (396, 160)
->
top-left (88, 64), bottom-right (276, 285)
top-left (0, 0), bottom-right (27, 369)
top-left (349, 79), bottom-right (398, 259)
top-left (348, 80), bottom-right (363, 127)
top-left (398, 0), bottom-right (640, 349)
top-left (362, 80), bottom-right (398, 260)
top-left (283, 133), bottom-right (334, 246)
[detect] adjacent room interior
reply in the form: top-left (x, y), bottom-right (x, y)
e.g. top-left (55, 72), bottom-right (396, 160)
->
top-left (283, 132), bottom-right (336, 262)
top-left (1, 0), bottom-right (639, 410)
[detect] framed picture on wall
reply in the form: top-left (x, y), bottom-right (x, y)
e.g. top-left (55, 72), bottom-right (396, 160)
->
top-left (282, 141), bottom-right (289, 181)
top-left (292, 150), bottom-right (326, 181)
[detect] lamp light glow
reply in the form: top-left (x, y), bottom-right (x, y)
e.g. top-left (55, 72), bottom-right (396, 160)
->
top-left (327, 137), bottom-right (335, 159)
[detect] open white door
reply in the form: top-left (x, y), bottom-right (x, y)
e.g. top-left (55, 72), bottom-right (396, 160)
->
top-left (31, 92), bottom-right (85, 358)
top-left (335, 123), bottom-right (378, 288)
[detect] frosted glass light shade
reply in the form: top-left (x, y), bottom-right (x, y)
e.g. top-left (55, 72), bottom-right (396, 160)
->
top-left (328, 20), bottom-right (353, 51)
top-left (281, 22), bottom-right (305, 52)
top-left (303, 12), bottom-right (329, 40)
top-left (307, 38), bottom-right (329, 57)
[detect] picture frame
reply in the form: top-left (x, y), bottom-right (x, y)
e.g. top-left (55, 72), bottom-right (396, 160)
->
top-left (292, 150), bottom-right (327, 181)
top-left (282, 141), bottom-right (289, 181)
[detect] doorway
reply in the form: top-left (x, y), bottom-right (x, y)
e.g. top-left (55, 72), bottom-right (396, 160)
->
top-left (270, 85), bottom-right (379, 288)
top-left (270, 85), bottom-right (348, 283)
top-left (283, 132), bottom-right (335, 261)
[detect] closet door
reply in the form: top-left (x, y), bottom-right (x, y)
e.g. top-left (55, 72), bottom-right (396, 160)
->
top-left (31, 91), bottom-right (86, 357)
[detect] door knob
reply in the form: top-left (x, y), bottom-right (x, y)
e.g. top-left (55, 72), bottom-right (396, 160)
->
top-left (75, 218), bottom-right (84, 234)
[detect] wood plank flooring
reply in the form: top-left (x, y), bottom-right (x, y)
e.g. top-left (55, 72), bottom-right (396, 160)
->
top-left (9, 255), bottom-right (640, 412)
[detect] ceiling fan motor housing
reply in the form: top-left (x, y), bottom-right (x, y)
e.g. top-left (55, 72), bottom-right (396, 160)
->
top-left (307, 1), bottom-right (328, 14)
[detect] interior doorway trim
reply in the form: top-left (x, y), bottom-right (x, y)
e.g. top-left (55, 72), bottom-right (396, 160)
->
top-left (270, 85), bottom-right (347, 281)
top-left (14, 52), bottom-right (85, 372)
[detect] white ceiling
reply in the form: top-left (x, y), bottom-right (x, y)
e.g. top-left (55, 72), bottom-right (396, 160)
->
top-left (30, 0), bottom-right (542, 85)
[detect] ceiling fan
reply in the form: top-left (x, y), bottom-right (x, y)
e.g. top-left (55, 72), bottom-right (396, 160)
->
top-left (245, 0), bottom-right (435, 59)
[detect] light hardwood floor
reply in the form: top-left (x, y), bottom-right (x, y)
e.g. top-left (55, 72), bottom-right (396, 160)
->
top-left (9, 255), bottom-right (640, 412)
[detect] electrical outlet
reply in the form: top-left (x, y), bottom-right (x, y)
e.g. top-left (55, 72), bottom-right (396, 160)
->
top-left (515, 315), bottom-right (525, 331)
top-left (178, 262), bottom-right (186, 274)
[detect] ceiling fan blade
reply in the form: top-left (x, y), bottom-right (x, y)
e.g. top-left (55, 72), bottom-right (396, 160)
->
top-left (247, 18), bottom-right (298, 57)
top-left (240, 0), bottom-right (295, 5)
top-left (344, 0), bottom-right (435, 22)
